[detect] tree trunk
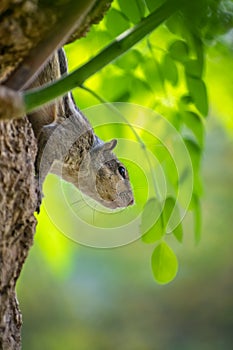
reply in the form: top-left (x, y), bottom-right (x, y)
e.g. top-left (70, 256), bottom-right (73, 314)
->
top-left (0, 1), bottom-right (112, 348)
top-left (0, 118), bottom-right (38, 350)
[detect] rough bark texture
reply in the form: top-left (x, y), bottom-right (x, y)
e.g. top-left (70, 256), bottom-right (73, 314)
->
top-left (0, 118), bottom-right (38, 350)
top-left (0, 0), bottom-right (112, 349)
top-left (0, 0), bottom-right (112, 83)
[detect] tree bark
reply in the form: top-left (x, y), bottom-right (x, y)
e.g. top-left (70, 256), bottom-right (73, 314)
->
top-left (0, 1), bottom-right (112, 348)
top-left (0, 118), bottom-right (38, 350)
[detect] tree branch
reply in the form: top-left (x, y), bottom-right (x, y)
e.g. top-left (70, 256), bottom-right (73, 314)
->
top-left (4, 0), bottom-right (98, 91)
top-left (23, 0), bottom-right (184, 113)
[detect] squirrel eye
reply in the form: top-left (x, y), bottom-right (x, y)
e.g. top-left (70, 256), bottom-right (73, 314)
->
top-left (118, 166), bottom-right (126, 179)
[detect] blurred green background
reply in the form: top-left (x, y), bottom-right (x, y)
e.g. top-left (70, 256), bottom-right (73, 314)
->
top-left (17, 0), bottom-right (233, 349)
top-left (17, 118), bottom-right (233, 350)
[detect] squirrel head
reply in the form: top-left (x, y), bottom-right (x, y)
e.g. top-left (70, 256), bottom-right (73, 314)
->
top-left (40, 122), bottom-right (134, 210)
top-left (76, 139), bottom-right (134, 209)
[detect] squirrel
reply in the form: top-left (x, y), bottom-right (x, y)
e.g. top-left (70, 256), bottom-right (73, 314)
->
top-left (27, 48), bottom-right (134, 209)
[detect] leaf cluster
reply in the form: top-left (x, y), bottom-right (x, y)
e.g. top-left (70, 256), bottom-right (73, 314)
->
top-left (35, 0), bottom-right (233, 283)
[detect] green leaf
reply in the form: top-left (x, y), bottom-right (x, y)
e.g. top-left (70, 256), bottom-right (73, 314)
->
top-left (143, 57), bottom-right (164, 91)
top-left (163, 197), bottom-right (183, 243)
top-left (192, 36), bottom-right (204, 72)
top-left (184, 138), bottom-right (203, 196)
top-left (118, 0), bottom-right (146, 24)
top-left (186, 76), bottom-right (208, 116)
top-left (163, 197), bottom-right (175, 227)
top-left (166, 13), bottom-right (185, 36)
top-left (163, 153), bottom-right (179, 191)
top-left (151, 242), bottom-right (178, 284)
top-left (105, 8), bottom-right (130, 37)
top-left (184, 138), bottom-right (201, 170)
top-left (169, 40), bottom-right (189, 62)
top-left (172, 221), bottom-right (183, 243)
top-left (141, 198), bottom-right (164, 243)
top-left (115, 49), bottom-right (142, 71)
top-left (182, 111), bottom-right (204, 148)
top-left (145, 0), bottom-right (164, 12)
top-left (180, 95), bottom-right (193, 105)
top-left (141, 198), bottom-right (161, 232)
top-left (163, 110), bottom-right (181, 130)
top-left (129, 76), bottom-right (154, 103)
top-left (161, 54), bottom-right (178, 86)
top-left (190, 194), bottom-right (202, 244)
top-left (98, 70), bottom-right (131, 101)
top-left (185, 59), bottom-right (203, 79)
top-left (142, 219), bottom-right (164, 243)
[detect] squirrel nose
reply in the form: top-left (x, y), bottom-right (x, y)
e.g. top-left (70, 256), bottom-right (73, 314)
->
top-left (128, 198), bottom-right (134, 206)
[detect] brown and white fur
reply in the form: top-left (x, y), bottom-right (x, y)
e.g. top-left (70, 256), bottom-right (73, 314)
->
top-left (28, 48), bottom-right (134, 209)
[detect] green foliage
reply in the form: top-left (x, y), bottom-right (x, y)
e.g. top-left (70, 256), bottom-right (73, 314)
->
top-left (190, 194), bottom-right (202, 244)
top-left (161, 54), bottom-right (178, 86)
top-left (141, 198), bottom-right (164, 243)
top-left (151, 241), bottom-right (178, 284)
top-left (145, 0), bottom-right (164, 12)
top-left (117, 0), bottom-right (146, 23)
top-left (35, 0), bottom-right (233, 283)
top-left (141, 196), bottom-right (183, 246)
top-left (182, 111), bottom-right (204, 148)
top-left (105, 9), bottom-right (129, 36)
top-left (186, 76), bottom-right (208, 116)
top-left (169, 40), bottom-right (189, 62)
top-left (163, 197), bottom-right (183, 242)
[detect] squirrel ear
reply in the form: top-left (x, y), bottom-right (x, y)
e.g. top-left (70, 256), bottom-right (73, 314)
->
top-left (103, 139), bottom-right (117, 151)
top-left (91, 139), bottom-right (117, 156)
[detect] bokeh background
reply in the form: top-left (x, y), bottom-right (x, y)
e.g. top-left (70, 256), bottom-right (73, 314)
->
top-left (17, 1), bottom-right (233, 349)
top-left (17, 118), bottom-right (233, 350)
